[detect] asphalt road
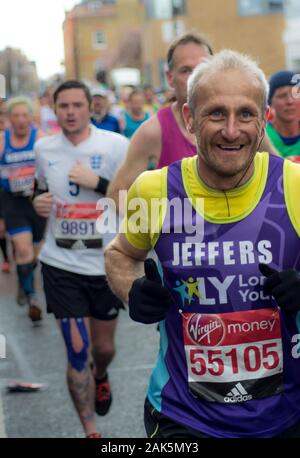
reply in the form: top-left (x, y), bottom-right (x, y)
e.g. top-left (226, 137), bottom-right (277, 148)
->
top-left (0, 266), bottom-right (159, 438)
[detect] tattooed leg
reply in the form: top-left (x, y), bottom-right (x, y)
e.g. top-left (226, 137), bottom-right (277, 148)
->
top-left (58, 318), bottom-right (97, 436)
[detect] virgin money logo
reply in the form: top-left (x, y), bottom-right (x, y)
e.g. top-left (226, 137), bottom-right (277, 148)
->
top-left (187, 314), bottom-right (225, 346)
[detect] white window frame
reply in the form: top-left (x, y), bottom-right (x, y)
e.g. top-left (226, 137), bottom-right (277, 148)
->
top-left (93, 31), bottom-right (107, 50)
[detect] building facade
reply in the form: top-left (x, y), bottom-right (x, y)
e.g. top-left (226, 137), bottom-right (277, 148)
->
top-left (64, 0), bottom-right (296, 90)
top-left (0, 47), bottom-right (39, 97)
top-left (283, 0), bottom-right (300, 71)
top-left (63, 0), bottom-right (144, 83)
top-left (142, 0), bottom-right (287, 88)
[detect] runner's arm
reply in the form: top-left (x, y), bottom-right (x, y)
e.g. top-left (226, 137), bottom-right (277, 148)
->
top-left (105, 168), bottom-right (162, 303)
top-left (68, 161), bottom-right (108, 192)
top-left (32, 179), bottom-right (48, 198)
top-left (33, 141), bottom-right (52, 217)
top-left (105, 234), bottom-right (148, 304)
top-left (106, 116), bottom-right (161, 214)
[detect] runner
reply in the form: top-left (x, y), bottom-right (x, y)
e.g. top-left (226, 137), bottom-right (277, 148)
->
top-left (143, 85), bottom-right (160, 116)
top-left (107, 33), bottom-right (275, 213)
top-left (90, 87), bottom-right (120, 133)
top-left (39, 87), bottom-right (60, 134)
top-left (120, 89), bottom-right (150, 139)
top-left (0, 100), bottom-right (11, 273)
top-left (33, 80), bottom-right (128, 438)
top-left (107, 33), bottom-right (213, 211)
top-left (105, 50), bottom-right (300, 438)
top-left (266, 70), bottom-right (300, 161)
top-left (0, 97), bottom-right (45, 319)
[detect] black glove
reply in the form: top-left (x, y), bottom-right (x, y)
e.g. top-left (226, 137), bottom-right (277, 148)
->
top-left (259, 263), bottom-right (300, 313)
top-left (128, 259), bottom-right (174, 324)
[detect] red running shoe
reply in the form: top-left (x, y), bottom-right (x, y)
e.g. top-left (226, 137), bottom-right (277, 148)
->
top-left (95, 373), bottom-right (112, 416)
top-left (87, 433), bottom-right (101, 439)
top-left (1, 261), bottom-right (11, 274)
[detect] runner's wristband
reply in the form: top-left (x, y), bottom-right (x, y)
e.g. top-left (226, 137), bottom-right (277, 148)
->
top-left (32, 179), bottom-right (48, 199)
top-left (94, 177), bottom-right (110, 195)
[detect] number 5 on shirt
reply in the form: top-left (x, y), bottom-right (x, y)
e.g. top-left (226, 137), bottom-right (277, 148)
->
top-left (69, 181), bottom-right (80, 197)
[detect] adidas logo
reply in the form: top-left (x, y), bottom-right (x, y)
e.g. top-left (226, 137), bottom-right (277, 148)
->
top-left (224, 383), bottom-right (253, 403)
top-left (71, 240), bottom-right (87, 250)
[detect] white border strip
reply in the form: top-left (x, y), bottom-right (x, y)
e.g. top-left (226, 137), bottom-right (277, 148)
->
top-left (0, 394), bottom-right (7, 438)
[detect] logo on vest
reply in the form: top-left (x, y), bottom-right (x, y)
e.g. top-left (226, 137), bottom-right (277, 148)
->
top-left (224, 383), bottom-right (252, 403)
top-left (187, 314), bottom-right (225, 346)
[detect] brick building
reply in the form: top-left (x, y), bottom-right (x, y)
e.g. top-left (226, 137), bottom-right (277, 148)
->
top-left (64, 0), bottom-right (296, 90)
top-left (143, 0), bottom-right (287, 89)
top-left (0, 47), bottom-right (39, 96)
top-left (63, 0), bottom-right (144, 83)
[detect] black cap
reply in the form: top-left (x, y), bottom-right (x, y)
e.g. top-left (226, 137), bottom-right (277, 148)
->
top-left (268, 70), bottom-right (297, 105)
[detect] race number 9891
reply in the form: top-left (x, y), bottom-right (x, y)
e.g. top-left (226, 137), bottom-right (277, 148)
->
top-left (60, 220), bottom-right (96, 237)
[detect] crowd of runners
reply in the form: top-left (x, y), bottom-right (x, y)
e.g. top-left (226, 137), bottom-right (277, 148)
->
top-left (1, 31), bottom-right (300, 438)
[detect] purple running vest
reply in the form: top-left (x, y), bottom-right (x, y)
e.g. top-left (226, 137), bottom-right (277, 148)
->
top-left (152, 155), bottom-right (300, 437)
top-left (157, 106), bottom-right (196, 169)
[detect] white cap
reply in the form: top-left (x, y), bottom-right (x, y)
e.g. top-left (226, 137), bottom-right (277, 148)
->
top-left (91, 87), bottom-right (109, 98)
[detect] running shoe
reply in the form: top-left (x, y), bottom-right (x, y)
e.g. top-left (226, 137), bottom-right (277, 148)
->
top-left (95, 373), bottom-right (112, 416)
top-left (86, 433), bottom-right (101, 439)
top-left (28, 296), bottom-right (42, 323)
top-left (1, 261), bottom-right (11, 274)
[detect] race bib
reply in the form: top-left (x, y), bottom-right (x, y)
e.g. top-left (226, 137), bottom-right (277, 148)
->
top-left (55, 203), bottom-right (103, 250)
top-left (4, 165), bottom-right (35, 196)
top-left (183, 308), bottom-right (283, 403)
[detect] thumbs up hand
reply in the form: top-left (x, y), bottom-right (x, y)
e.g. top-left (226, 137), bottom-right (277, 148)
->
top-left (259, 263), bottom-right (300, 314)
top-left (128, 259), bottom-right (174, 324)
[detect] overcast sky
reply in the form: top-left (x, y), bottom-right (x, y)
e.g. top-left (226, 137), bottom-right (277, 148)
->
top-left (0, 0), bottom-right (79, 79)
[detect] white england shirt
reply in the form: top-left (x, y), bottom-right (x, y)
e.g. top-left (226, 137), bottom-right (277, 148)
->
top-left (35, 125), bottom-right (128, 275)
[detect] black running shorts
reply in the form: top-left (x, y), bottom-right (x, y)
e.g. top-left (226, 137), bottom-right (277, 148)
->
top-left (144, 398), bottom-right (211, 439)
top-left (1, 192), bottom-right (46, 242)
top-left (41, 262), bottom-right (124, 320)
top-left (144, 398), bottom-right (300, 438)
top-left (0, 190), bottom-right (3, 219)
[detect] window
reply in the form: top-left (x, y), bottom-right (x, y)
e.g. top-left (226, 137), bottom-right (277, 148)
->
top-left (239, 0), bottom-right (284, 16)
top-left (285, 0), bottom-right (300, 18)
top-left (86, 0), bottom-right (115, 8)
top-left (239, 0), bottom-right (263, 16)
top-left (267, 0), bottom-right (284, 14)
top-left (93, 31), bottom-right (106, 49)
top-left (159, 59), bottom-right (168, 89)
top-left (145, 63), bottom-right (152, 84)
top-left (162, 20), bottom-right (185, 42)
top-left (87, 0), bottom-right (102, 11)
top-left (145, 0), bottom-right (186, 20)
top-left (172, 0), bottom-right (186, 16)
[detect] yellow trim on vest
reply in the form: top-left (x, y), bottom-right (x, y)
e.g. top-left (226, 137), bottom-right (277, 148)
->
top-left (150, 166), bottom-right (168, 248)
top-left (284, 160), bottom-right (300, 237)
top-left (124, 152), bottom-right (274, 251)
top-left (123, 167), bottom-right (168, 250)
top-left (181, 153), bottom-right (269, 224)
